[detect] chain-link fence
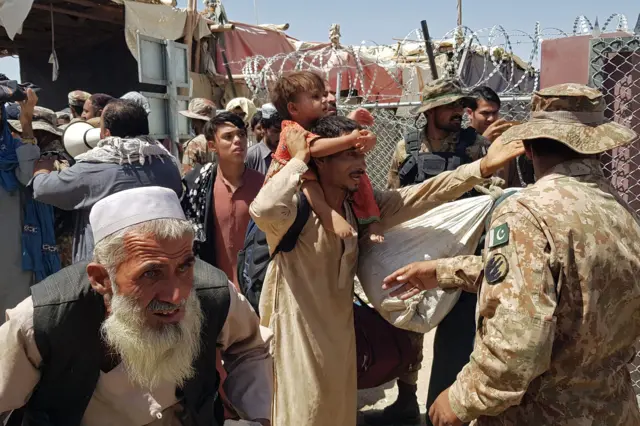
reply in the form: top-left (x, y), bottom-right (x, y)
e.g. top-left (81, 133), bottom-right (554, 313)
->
top-left (239, 20), bottom-right (640, 402)
top-left (343, 96), bottom-right (532, 190)
top-left (589, 35), bottom-right (640, 401)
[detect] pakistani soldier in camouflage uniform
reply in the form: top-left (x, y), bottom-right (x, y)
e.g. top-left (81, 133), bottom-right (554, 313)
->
top-left (179, 98), bottom-right (217, 175)
top-left (384, 83), bottom-right (640, 426)
top-left (369, 78), bottom-right (490, 426)
top-left (67, 90), bottom-right (91, 121)
top-left (387, 78), bottom-right (490, 189)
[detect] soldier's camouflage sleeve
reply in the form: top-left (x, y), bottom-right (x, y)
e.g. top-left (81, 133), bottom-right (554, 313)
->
top-left (448, 207), bottom-right (558, 423)
top-left (436, 255), bottom-right (483, 293)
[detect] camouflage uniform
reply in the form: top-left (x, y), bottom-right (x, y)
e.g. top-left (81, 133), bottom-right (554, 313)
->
top-left (387, 79), bottom-right (490, 189)
top-left (8, 107), bottom-right (69, 157)
top-left (387, 130), bottom-right (489, 189)
top-left (435, 84), bottom-right (640, 425)
top-left (68, 90), bottom-right (91, 118)
top-left (182, 134), bottom-right (215, 174)
top-left (179, 98), bottom-right (217, 175)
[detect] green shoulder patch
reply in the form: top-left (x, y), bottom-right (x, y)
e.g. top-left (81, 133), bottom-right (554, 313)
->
top-left (485, 253), bottom-right (509, 285)
top-left (488, 223), bottom-right (510, 248)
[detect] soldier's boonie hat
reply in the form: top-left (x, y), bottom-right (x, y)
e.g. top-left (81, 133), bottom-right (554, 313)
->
top-left (9, 106), bottom-right (62, 136)
top-left (500, 83), bottom-right (637, 154)
top-left (412, 78), bottom-right (473, 115)
top-left (179, 98), bottom-right (216, 122)
top-left (68, 90), bottom-right (91, 107)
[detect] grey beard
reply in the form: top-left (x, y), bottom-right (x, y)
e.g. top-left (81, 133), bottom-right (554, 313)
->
top-left (101, 285), bottom-right (203, 391)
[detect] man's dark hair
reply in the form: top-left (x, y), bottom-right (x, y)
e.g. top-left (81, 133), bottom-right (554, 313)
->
top-left (204, 111), bottom-right (246, 141)
top-left (312, 115), bottom-right (361, 138)
top-left (524, 137), bottom-right (589, 160)
top-left (260, 111), bottom-right (283, 131)
top-left (102, 100), bottom-right (149, 138)
top-left (467, 86), bottom-right (501, 110)
top-left (251, 110), bottom-right (263, 131)
top-left (90, 93), bottom-right (114, 111)
top-left (70, 104), bottom-right (83, 117)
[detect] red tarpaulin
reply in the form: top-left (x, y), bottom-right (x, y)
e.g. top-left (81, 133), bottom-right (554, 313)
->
top-left (216, 22), bottom-right (296, 75)
top-left (296, 42), bottom-right (402, 103)
top-left (218, 23), bottom-right (402, 103)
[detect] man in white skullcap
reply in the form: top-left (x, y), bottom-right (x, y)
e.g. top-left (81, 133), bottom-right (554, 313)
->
top-left (245, 103), bottom-right (281, 175)
top-left (0, 186), bottom-right (273, 426)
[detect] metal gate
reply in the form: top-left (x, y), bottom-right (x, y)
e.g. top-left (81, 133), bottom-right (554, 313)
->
top-left (589, 35), bottom-right (640, 402)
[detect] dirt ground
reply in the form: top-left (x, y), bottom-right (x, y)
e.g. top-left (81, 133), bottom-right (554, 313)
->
top-left (357, 329), bottom-right (436, 426)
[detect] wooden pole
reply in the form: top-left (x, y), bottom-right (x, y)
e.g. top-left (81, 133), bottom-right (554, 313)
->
top-left (457, 0), bottom-right (462, 27)
top-left (57, 0), bottom-right (122, 11)
top-left (185, 0), bottom-right (195, 72)
top-left (210, 23), bottom-right (235, 32)
top-left (193, 0), bottom-right (201, 74)
top-left (220, 48), bottom-right (237, 98)
top-left (195, 39), bottom-right (202, 74)
top-left (254, 0), bottom-right (259, 25)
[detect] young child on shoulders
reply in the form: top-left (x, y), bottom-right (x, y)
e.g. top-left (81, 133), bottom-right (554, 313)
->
top-left (266, 70), bottom-right (384, 243)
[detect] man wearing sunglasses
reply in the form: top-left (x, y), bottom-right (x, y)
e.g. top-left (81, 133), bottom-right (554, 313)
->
top-left (371, 78), bottom-right (489, 426)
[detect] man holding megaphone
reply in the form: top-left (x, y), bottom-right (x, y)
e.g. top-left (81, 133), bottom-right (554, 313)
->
top-left (30, 99), bottom-right (183, 264)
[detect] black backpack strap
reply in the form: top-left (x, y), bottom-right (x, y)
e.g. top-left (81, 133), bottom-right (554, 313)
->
top-left (274, 192), bottom-right (311, 254)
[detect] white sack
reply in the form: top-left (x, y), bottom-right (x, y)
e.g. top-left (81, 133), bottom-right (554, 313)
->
top-left (358, 194), bottom-right (496, 333)
top-left (0, 0), bottom-right (33, 41)
top-left (124, 1), bottom-right (211, 60)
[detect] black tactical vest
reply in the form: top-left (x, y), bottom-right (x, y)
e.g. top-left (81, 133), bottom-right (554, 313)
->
top-left (21, 259), bottom-right (230, 426)
top-left (398, 127), bottom-right (478, 188)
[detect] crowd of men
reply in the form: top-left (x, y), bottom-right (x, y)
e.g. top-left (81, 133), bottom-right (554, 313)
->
top-left (0, 72), bottom-right (639, 426)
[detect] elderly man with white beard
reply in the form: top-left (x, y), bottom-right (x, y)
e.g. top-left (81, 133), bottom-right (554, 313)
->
top-left (0, 186), bottom-right (273, 426)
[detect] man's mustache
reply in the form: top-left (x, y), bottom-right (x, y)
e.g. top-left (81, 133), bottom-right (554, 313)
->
top-left (450, 115), bottom-right (462, 121)
top-left (350, 169), bottom-right (365, 177)
top-left (147, 299), bottom-right (186, 313)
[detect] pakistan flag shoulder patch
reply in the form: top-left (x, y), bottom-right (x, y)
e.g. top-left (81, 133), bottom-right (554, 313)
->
top-left (488, 223), bottom-right (510, 248)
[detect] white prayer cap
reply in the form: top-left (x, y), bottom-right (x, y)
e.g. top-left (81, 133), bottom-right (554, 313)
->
top-left (90, 186), bottom-right (186, 243)
top-left (260, 103), bottom-right (278, 119)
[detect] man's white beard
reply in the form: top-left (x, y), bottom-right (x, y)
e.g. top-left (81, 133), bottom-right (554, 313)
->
top-left (101, 287), bottom-right (203, 391)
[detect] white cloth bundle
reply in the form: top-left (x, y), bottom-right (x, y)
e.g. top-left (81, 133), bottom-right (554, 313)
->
top-left (358, 191), bottom-right (518, 333)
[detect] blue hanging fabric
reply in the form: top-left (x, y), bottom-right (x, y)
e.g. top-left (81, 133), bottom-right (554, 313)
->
top-left (22, 197), bottom-right (61, 282)
top-left (0, 103), bottom-right (20, 193)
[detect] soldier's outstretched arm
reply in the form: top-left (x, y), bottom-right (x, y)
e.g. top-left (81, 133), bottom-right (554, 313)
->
top-left (384, 255), bottom-right (484, 300)
top-left (447, 206), bottom-right (558, 423)
top-left (376, 139), bottom-right (524, 230)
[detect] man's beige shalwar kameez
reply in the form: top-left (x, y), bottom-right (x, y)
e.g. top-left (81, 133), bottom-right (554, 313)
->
top-left (250, 158), bottom-right (487, 426)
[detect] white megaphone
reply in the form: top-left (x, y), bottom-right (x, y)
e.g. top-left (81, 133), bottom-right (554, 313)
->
top-left (62, 121), bottom-right (102, 158)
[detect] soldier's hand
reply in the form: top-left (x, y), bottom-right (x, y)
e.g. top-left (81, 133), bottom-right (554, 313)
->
top-left (286, 127), bottom-right (310, 163)
top-left (429, 388), bottom-right (463, 426)
top-left (348, 108), bottom-right (375, 126)
top-left (383, 260), bottom-right (439, 300)
top-left (482, 118), bottom-right (515, 142)
top-left (479, 136), bottom-right (525, 178)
